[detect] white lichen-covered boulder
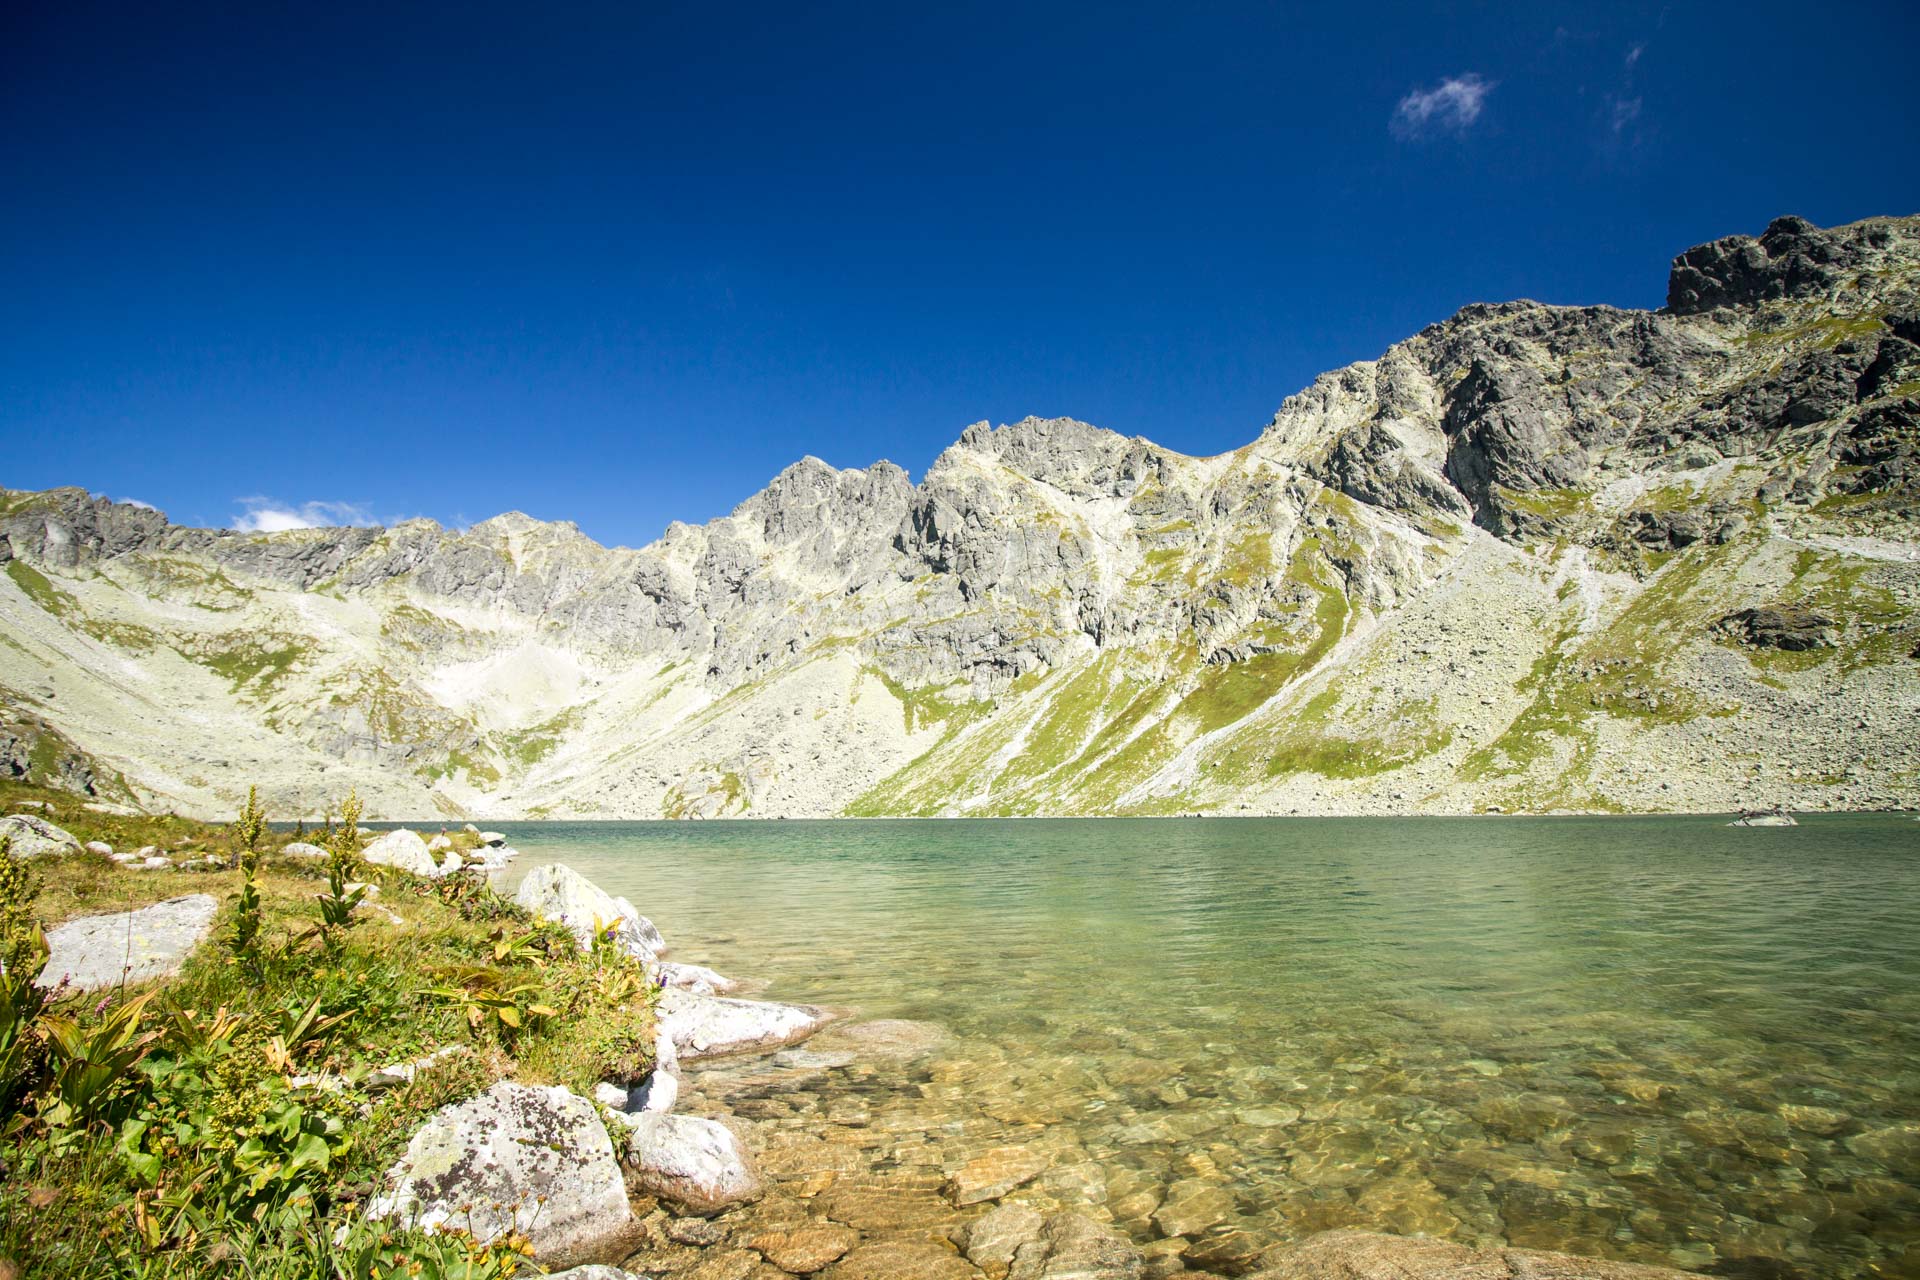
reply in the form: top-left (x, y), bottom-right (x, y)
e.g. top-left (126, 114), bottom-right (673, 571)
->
top-left (514, 864), bottom-right (664, 961)
top-left (0, 814), bottom-right (84, 860)
top-left (655, 987), bottom-right (831, 1060)
top-left (37, 894), bottom-right (218, 991)
top-left (360, 829), bottom-right (439, 877)
top-left (624, 1113), bottom-right (762, 1214)
top-left (281, 841), bottom-right (328, 860)
top-left (84, 840), bottom-right (112, 856)
top-left (427, 834), bottom-right (452, 853)
top-left (632, 1021), bottom-right (681, 1114)
top-left (656, 960), bottom-right (739, 996)
top-left (368, 1082), bottom-right (635, 1268)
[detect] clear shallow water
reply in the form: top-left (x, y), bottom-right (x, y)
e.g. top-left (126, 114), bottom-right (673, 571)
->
top-left (490, 816), bottom-right (1920, 1279)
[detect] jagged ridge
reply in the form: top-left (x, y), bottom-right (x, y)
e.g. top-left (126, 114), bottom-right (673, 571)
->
top-left (2, 214), bottom-right (1917, 818)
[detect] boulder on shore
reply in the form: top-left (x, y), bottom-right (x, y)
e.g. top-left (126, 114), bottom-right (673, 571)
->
top-left (514, 863), bottom-right (664, 961)
top-left (624, 1112), bottom-right (762, 1214)
top-left (37, 894), bottom-right (218, 991)
top-left (0, 814), bottom-right (84, 860)
top-left (1245, 1230), bottom-right (1703, 1280)
top-left (360, 828), bottom-right (439, 877)
top-left (281, 841), bottom-right (328, 859)
top-left (655, 986), bottom-right (831, 1060)
top-left (368, 1081), bottom-right (635, 1268)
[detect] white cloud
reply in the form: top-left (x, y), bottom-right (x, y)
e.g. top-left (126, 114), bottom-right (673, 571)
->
top-left (1391, 74), bottom-right (1495, 140)
top-left (1625, 42), bottom-right (1644, 67)
top-left (232, 497), bottom-right (378, 533)
top-left (118, 498), bottom-right (157, 511)
top-left (1610, 95), bottom-right (1643, 134)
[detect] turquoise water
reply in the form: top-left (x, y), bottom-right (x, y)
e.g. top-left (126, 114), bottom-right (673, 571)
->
top-left (489, 815), bottom-right (1920, 1279)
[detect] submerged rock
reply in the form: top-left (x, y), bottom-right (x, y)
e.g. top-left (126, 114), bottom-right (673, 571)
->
top-left (368, 1081), bottom-right (634, 1268)
top-left (945, 1146), bottom-right (1048, 1206)
top-left (1245, 1230), bottom-right (1701, 1280)
top-left (624, 1112), bottom-right (762, 1213)
top-left (751, 1223), bottom-right (860, 1274)
top-left (960, 1203), bottom-right (1045, 1276)
top-left (360, 828), bottom-right (438, 876)
top-left (0, 814), bottom-right (83, 859)
top-left (656, 986), bottom-right (831, 1060)
top-left (822, 1241), bottom-right (981, 1280)
top-left (37, 893), bottom-right (217, 991)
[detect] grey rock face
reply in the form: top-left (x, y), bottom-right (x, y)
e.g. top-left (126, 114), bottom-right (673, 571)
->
top-left (1667, 214), bottom-right (1905, 316)
top-left (1716, 606), bottom-right (1839, 652)
top-left (0, 814), bottom-right (84, 860)
top-left (38, 893), bottom-right (218, 991)
top-left (623, 1112), bottom-right (762, 1213)
top-left (368, 1081), bottom-right (635, 1268)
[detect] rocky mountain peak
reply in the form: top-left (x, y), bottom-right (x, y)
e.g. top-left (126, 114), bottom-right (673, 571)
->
top-left (1666, 212), bottom-right (1919, 315)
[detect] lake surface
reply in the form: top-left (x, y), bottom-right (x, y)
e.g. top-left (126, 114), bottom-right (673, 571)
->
top-left (485, 815), bottom-right (1920, 1279)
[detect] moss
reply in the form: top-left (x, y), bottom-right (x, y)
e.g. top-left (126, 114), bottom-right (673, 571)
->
top-left (869, 668), bottom-right (983, 735)
top-left (1736, 311), bottom-right (1887, 350)
top-left (496, 707), bottom-right (585, 768)
top-left (1493, 485), bottom-right (1592, 522)
top-left (5, 560), bottom-right (75, 616)
top-left (196, 638), bottom-right (311, 693)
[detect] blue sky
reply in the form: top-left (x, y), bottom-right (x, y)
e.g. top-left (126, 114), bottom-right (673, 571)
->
top-left (4, 1), bottom-right (1917, 547)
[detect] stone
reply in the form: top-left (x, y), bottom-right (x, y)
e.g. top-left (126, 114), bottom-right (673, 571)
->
top-left (1245, 1231), bottom-right (1702, 1280)
top-left (545, 1269), bottom-right (652, 1280)
top-left (594, 1081), bottom-right (631, 1109)
top-left (37, 894), bottom-right (218, 991)
top-left (1848, 1121), bottom-right (1920, 1176)
top-left (666, 1217), bottom-right (727, 1246)
top-left (427, 834), bottom-right (452, 852)
top-left (1152, 1179), bottom-right (1232, 1239)
top-left (752, 1224), bottom-right (861, 1274)
top-left (1007, 1213), bottom-right (1144, 1280)
top-left (360, 828), bottom-right (438, 877)
top-left (821, 1240), bottom-right (980, 1280)
top-left (0, 814), bottom-right (83, 859)
top-left (478, 830), bottom-right (507, 846)
top-left (945, 1146), bottom-right (1048, 1206)
top-left (659, 960), bottom-right (741, 995)
top-left (515, 863), bottom-right (661, 961)
top-left (961, 1203), bottom-right (1045, 1276)
top-left (368, 1082), bottom-right (634, 1268)
top-left (657, 986), bottom-right (831, 1060)
top-left (84, 840), bottom-right (111, 855)
top-left (625, 1112), bottom-right (762, 1213)
top-left (1780, 1103), bottom-right (1851, 1136)
top-left (281, 841), bottom-right (329, 859)
top-left (367, 1044), bottom-right (471, 1090)
top-left (816, 1018), bottom-right (953, 1060)
top-left (437, 850), bottom-right (463, 876)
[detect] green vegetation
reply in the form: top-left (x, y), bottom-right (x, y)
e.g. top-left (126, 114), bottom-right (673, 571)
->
top-left (4, 562), bottom-right (75, 617)
top-left (193, 636), bottom-right (311, 694)
top-left (1735, 310), bottom-right (1887, 350)
top-left (0, 780), bottom-right (659, 1278)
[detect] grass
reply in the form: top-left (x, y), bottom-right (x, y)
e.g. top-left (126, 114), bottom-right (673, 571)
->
top-left (4, 562), bottom-right (75, 618)
top-left (193, 637), bottom-right (311, 693)
top-left (0, 779), bottom-right (658, 1278)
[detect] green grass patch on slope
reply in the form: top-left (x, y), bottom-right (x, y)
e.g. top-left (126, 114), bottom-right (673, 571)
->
top-left (4, 562), bottom-right (76, 617)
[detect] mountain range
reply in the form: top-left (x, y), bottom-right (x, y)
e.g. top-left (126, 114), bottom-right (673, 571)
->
top-left (4, 213), bottom-right (1917, 819)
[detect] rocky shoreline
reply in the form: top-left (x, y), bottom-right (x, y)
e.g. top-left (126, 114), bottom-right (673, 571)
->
top-left (346, 854), bottom-right (1713, 1280)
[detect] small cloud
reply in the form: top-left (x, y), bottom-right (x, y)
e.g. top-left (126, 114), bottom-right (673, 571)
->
top-left (1390, 74), bottom-right (1495, 140)
top-left (1625, 42), bottom-right (1644, 67)
top-left (1610, 95), bottom-right (1643, 134)
top-left (232, 497), bottom-right (378, 533)
top-left (120, 498), bottom-right (157, 511)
